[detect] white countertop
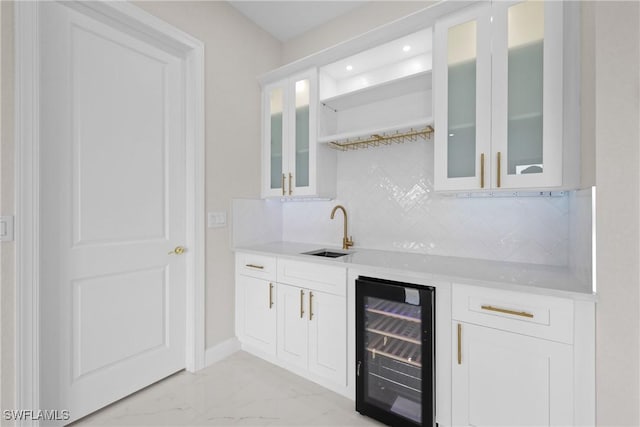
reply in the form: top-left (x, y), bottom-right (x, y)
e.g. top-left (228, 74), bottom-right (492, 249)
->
top-left (235, 241), bottom-right (597, 301)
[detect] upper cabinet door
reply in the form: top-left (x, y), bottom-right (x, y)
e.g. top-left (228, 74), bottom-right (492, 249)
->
top-left (287, 69), bottom-right (318, 197)
top-left (434, 3), bottom-right (492, 191)
top-left (491, 0), bottom-right (563, 189)
top-left (262, 81), bottom-right (288, 198)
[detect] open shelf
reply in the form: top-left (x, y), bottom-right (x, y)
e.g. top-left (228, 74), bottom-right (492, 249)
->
top-left (320, 70), bottom-right (432, 112)
top-left (318, 118), bottom-right (433, 144)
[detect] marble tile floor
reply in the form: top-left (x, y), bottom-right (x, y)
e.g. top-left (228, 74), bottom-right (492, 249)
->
top-left (74, 351), bottom-right (383, 426)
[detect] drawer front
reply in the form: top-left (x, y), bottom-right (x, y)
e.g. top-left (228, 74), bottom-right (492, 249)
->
top-left (277, 259), bottom-right (346, 296)
top-left (452, 284), bottom-right (574, 344)
top-left (236, 252), bottom-right (277, 281)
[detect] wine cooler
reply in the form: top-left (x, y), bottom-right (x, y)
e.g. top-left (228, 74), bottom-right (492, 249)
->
top-left (356, 276), bottom-right (435, 427)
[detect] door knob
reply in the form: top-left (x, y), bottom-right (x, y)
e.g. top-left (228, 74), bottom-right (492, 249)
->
top-left (168, 246), bottom-right (186, 255)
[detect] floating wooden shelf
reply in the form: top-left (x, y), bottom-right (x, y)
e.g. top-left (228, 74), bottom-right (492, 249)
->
top-left (326, 125), bottom-right (434, 152)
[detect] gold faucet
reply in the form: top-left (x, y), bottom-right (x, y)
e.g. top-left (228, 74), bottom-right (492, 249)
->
top-left (330, 205), bottom-right (354, 250)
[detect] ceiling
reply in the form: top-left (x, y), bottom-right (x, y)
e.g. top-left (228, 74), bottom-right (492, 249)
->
top-left (227, 1), bottom-right (369, 42)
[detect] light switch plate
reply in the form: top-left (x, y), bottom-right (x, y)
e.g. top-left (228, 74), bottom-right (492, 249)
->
top-left (0, 215), bottom-right (14, 241)
top-left (207, 211), bottom-right (227, 228)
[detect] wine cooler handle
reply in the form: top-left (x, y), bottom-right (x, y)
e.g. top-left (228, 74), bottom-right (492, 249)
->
top-left (356, 361), bottom-right (361, 377)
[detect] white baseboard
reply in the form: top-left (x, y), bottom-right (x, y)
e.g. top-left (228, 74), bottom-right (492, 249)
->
top-left (204, 337), bottom-right (241, 367)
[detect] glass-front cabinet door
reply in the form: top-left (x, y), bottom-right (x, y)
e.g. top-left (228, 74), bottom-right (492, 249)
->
top-left (433, 3), bottom-right (492, 191)
top-left (288, 70), bottom-right (317, 197)
top-left (261, 69), bottom-right (317, 198)
top-left (491, 0), bottom-right (563, 189)
top-left (263, 83), bottom-right (287, 197)
top-left (434, 1), bottom-right (566, 191)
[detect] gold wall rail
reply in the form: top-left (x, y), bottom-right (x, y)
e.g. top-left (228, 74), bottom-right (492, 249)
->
top-left (327, 126), bottom-right (434, 151)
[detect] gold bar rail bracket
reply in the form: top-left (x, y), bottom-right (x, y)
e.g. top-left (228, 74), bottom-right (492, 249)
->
top-left (327, 126), bottom-right (434, 151)
top-left (481, 305), bottom-right (534, 318)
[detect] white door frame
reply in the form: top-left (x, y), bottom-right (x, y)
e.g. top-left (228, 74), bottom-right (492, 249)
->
top-left (15, 1), bottom-right (206, 416)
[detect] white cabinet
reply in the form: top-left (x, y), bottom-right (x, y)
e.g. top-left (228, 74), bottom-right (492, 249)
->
top-left (433, 1), bottom-right (579, 191)
top-left (307, 289), bottom-right (346, 383)
top-left (261, 68), bottom-right (336, 199)
top-left (236, 275), bottom-right (276, 355)
top-left (235, 253), bottom-right (347, 390)
top-left (277, 283), bottom-right (347, 386)
top-left (277, 259), bottom-right (347, 387)
top-left (453, 322), bottom-right (573, 426)
top-left (451, 284), bottom-right (575, 426)
top-left (235, 254), bottom-right (277, 356)
top-left (277, 283), bottom-right (308, 369)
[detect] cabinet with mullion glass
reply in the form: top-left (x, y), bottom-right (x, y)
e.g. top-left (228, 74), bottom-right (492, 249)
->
top-left (261, 68), bottom-right (336, 199)
top-left (434, 0), bottom-right (579, 192)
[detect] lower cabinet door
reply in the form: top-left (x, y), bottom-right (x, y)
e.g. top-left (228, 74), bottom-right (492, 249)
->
top-left (308, 290), bottom-right (347, 386)
top-left (277, 283), bottom-right (309, 370)
top-left (452, 322), bottom-right (573, 427)
top-left (238, 275), bottom-right (276, 355)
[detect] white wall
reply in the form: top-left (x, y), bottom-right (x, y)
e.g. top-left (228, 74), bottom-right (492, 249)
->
top-left (593, 2), bottom-right (640, 425)
top-left (133, 1), bottom-right (281, 348)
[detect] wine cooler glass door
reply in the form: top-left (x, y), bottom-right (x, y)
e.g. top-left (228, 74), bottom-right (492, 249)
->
top-left (356, 277), bottom-right (434, 427)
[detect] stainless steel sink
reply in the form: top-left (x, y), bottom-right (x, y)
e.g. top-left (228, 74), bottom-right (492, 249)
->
top-left (302, 249), bottom-right (351, 258)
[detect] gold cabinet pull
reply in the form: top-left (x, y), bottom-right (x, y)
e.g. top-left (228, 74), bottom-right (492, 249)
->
top-left (309, 291), bottom-right (314, 321)
top-left (481, 305), bottom-right (534, 318)
top-left (168, 246), bottom-right (186, 255)
top-left (268, 283), bottom-right (274, 309)
top-left (288, 173), bottom-right (293, 196)
top-left (480, 153), bottom-right (485, 188)
top-left (245, 264), bottom-right (264, 270)
top-left (299, 289), bottom-right (305, 318)
top-left (281, 174), bottom-right (286, 196)
top-left (457, 323), bottom-right (462, 365)
top-left (497, 151), bottom-right (502, 188)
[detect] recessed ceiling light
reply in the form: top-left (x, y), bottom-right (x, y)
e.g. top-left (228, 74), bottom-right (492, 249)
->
top-left (346, 65), bottom-right (353, 71)
top-left (403, 45), bottom-right (411, 52)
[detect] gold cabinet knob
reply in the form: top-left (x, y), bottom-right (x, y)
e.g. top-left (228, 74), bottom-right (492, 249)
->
top-left (168, 246), bottom-right (186, 255)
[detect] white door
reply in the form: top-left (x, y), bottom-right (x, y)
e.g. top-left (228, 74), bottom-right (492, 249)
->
top-left (277, 284), bottom-right (308, 370)
top-left (433, 3), bottom-right (492, 192)
top-left (452, 322), bottom-right (573, 426)
top-left (39, 2), bottom-right (187, 421)
top-left (490, 0), bottom-right (564, 189)
top-left (238, 275), bottom-right (276, 355)
top-left (286, 69), bottom-right (317, 197)
top-left (308, 290), bottom-right (346, 386)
